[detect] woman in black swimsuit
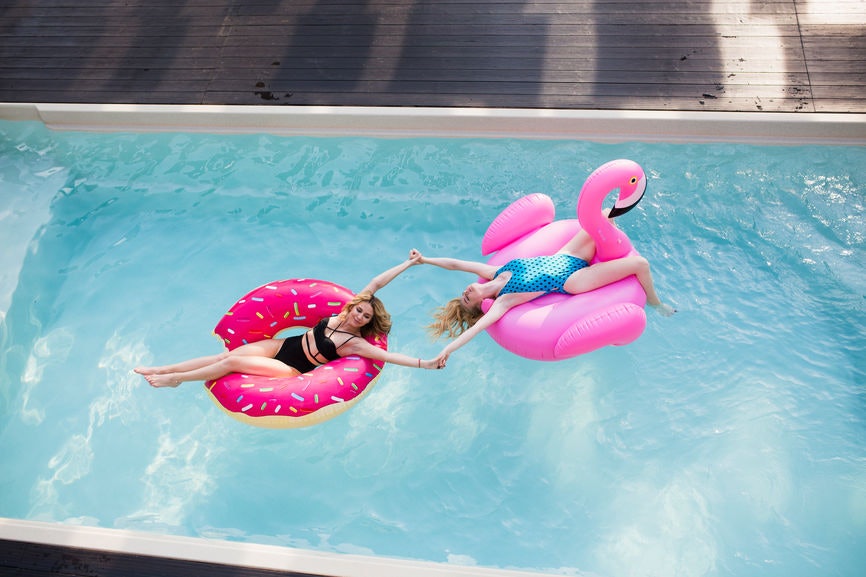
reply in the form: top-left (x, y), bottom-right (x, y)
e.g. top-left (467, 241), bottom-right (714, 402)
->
top-left (135, 252), bottom-right (438, 388)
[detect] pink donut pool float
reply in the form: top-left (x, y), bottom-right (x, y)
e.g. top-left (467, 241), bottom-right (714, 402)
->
top-left (480, 159), bottom-right (649, 360)
top-left (205, 278), bottom-right (387, 428)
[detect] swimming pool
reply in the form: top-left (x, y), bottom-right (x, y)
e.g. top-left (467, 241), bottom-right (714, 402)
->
top-left (1, 117), bottom-right (864, 576)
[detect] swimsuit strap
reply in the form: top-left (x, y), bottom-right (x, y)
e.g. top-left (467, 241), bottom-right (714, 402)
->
top-left (305, 318), bottom-right (359, 365)
top-left (326, 319), bottom-right (359, 349)
top-left (303, 330), bottom-right (325, 364)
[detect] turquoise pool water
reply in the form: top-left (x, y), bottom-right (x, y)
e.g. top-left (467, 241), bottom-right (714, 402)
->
top-left (0, 120), bottom-right (864, 576)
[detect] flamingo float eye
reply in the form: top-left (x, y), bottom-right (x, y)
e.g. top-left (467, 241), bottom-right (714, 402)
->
top-left (629, 176), bottom-right (638, 185)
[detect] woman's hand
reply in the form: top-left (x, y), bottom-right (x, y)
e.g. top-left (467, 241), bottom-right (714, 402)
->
top-left (433, 350), bottom-right (450, 369)
top-left (418, 358), bottom-right (441, 370)
top-left (409, 248), bottom-right (423, 264)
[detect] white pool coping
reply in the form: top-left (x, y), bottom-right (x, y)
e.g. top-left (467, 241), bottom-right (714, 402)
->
top-left (0, 518), bottom-right (551, 577)
top-left (1, 102), bottom-right (865, 145)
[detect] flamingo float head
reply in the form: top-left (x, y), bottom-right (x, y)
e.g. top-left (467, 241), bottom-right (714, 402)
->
top-left (607, 162), bottom-right (647, 218)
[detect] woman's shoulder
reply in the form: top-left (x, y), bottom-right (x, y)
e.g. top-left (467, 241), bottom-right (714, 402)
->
top-left (477, 262), bottom-right (501, 279)
top-left (340, 334), bottom-right (377, 356)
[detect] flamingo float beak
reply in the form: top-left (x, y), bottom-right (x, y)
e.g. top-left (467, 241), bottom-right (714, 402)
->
top-left (608, 173), bottom-right (647, 218)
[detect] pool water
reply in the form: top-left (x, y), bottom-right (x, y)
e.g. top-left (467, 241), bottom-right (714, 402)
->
top-left (0, 120), bottom-right (864, 577)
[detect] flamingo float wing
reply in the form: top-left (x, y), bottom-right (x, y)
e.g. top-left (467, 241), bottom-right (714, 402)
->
top-left (482, 193), bottom-right (555, 255)
top-left (554, 303), bottom-right (646, 359)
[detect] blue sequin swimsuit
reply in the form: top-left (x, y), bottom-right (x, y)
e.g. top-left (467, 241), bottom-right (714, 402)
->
top-left (494, 255), bottom-right (589, 296)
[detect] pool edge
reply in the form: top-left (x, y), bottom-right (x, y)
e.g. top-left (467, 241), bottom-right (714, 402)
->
top-left (0, 518), bottom-right (551, 577)
top-left (1, 103), bottom-right (865, 145)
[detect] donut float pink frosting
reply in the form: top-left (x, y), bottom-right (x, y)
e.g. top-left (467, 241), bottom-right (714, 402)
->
top-left (480, 159), bottom-right (649, 360)
top-left (205, 278), bottom-right (387, 428)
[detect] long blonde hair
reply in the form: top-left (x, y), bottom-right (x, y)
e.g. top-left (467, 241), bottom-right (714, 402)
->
top-left (428, 297), bottom-right (485, 339)
top-left (341, 291), bottom-right (392, 338)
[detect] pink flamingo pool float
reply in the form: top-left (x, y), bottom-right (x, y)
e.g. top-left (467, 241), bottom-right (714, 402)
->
top-left (480, 159), bottom-right (649, 360)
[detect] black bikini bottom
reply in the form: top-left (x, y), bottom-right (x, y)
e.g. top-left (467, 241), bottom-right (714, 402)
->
top-left (274, 335), bottom-right (317, 373)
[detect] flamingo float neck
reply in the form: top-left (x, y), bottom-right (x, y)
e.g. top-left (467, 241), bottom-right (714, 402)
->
top-left (576, 159), bottom-right (647, 262)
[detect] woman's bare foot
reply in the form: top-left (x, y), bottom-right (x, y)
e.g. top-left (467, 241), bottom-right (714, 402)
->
top-left (145, 374), bottom-right (182, 388)
top-left (650, 302), bottom-right (677, 317)
top-left (134, 366), bottom-right (164, 376)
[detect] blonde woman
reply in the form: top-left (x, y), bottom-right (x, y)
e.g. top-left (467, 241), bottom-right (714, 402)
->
top-left (412, 219), bottom-right (675, 368)
top-left (135, 253), bottom-right (440, 387)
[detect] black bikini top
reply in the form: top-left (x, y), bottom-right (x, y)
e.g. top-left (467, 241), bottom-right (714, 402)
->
top-left (305, 317), bottom-right (357, 364)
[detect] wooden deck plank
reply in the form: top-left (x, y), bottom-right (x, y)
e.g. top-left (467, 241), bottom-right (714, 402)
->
top-left (1, 32), bottom-right (818, 50)
top-left (0, 55), bottom-right (812, 71)
top-left (0, 62), bottom-right (816, 86)
top-left (2, 13), bottom-right (811, 26)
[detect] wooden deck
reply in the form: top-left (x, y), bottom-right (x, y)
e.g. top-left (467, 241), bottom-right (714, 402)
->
top-left (1, 0), bottom-right (864, 113)
top-left (0, 539), bottom-right (312, 577)
top-left (0, 520), bottom-right (553, 577)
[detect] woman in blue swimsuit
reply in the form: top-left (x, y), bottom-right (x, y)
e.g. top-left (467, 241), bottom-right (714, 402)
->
top-left (412, 214), bottom-right (675, 369)
top-left (135, 253), bottom-right (439, 388)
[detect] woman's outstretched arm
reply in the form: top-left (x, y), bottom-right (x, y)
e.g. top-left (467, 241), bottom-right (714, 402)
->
top-left (359, 251), bottom-right (423, 295)
top-left (344, 339), bottom-right (440, 370)
top-left (432, 292), bottom-right (536, 368)
top-left (410, 249), bottom-right (499, 280)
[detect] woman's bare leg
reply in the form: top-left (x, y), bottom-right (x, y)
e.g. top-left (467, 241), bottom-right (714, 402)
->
top-left (555, 228), bottom-right (596, 262)
top-left (556, 209), bottom-right (614, 260)
top-left (145, 353), bottom-right (301, 388)
top-left (139, 339), bottom-right (299, 387)
top-left (135, 353), bottom-right (226, 376)
top-left (563, 255), bottom-right (676, 316)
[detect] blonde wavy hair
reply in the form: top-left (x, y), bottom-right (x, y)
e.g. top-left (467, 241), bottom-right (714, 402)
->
top-left (340, 291), bottom-right (392, 338)
top-left (428, 297), bottom-right (485, 339)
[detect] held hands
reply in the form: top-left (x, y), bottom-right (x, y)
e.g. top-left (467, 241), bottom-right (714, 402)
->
top-left (433, 350), bottom-right (450, 369)
top-left (409, 248), bottom-right (424, 264)
top-left (416, 352), bottom-right (449, 370)
top-left (418, 358), bottom-right (441, 370)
